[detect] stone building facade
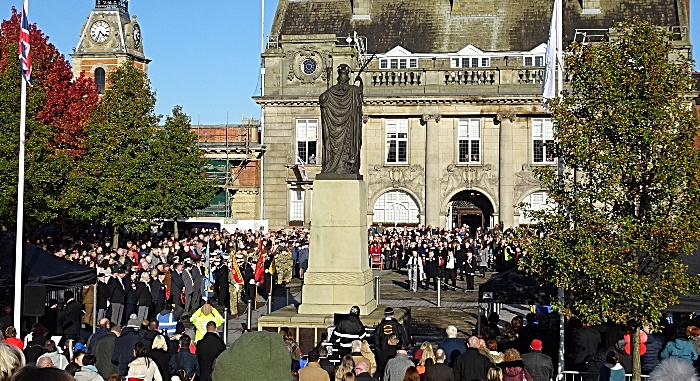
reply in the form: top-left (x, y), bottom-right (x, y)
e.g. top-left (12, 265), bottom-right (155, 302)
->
top-left (255, 0), bottom-right (691, 231)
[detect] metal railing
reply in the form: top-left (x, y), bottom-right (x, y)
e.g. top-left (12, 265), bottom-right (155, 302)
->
top-left (559, 371), bottom-right (649, 381)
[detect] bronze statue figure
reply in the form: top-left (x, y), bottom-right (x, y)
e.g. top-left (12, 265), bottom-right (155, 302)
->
top-left (318, 64), bottom-right (363, 178)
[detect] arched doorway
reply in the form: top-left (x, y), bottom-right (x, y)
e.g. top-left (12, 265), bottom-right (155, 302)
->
top-left (447, 190), bottom-right (494, 233)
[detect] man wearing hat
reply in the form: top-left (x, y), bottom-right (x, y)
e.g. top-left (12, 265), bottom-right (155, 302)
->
top-left (522, 339), bottom-right (554, 381)
top-left (330, 306), bottom-right (367, 356)
top-left (374, 307), bottom-right (409, 353)
top-left (108, 268), bottom-right (127, 326)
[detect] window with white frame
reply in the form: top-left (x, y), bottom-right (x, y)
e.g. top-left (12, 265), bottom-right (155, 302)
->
top-left (524, 55), bottom-right (545, 66)
top-left (385, 119), bottom-right (409, 164)
top-left (289, 189), bottom-right (304, 221)
top-left (373, 190), bottom-right (420, 224)
top-left (458, 119), bottom-right (481, 164)
top-left (451, 57), bottom-right (491, 68)
top-left (519, 191), bottom-right (551, 224)
top-left (532, 118), bottom-right (555, 164)
top-left (379, 58), bottom-right (418, 69)
top-left (296, 119), bottom-right (318, 164)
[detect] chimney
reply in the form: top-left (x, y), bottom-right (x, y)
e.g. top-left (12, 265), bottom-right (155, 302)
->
top-left (352, 0), bottom-right (372, 18)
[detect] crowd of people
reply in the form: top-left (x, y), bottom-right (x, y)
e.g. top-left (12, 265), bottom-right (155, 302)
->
top-left (0, 224), bottom-right (697, 380)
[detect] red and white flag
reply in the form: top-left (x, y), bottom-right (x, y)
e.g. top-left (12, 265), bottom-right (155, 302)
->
top-left (19, 0), bottom-right (33, 86)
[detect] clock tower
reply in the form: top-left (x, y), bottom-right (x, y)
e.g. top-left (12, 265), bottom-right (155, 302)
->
top-left (71, 0), bottom-right (150, 93)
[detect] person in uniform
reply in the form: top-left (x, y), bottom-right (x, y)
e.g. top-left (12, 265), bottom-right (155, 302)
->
top-left (374, 307), bottom-right (409, 353)
top-left (275, 241), bottom-right (293, 286)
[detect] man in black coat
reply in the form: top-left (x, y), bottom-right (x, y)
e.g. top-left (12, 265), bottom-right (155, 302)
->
top-left (196, 321), bottom-right (226, 381)
top-left (170, 334), bottom-right (200, 379)
top-left (453, 336), bottom-right (491, 381)
top-left (151, 272), bottom-right (167, 318)
top-left (124, 272), bottom-right (139, 322)
top-left (108, 269), bottom-right (127, 326)
top-left (425, 349), bottom-right (454, 381)
top-left (112, 317), bottom-right (145, 377)
top-left (96, 273), bottom-right (110, 321)
top-left (213, 261), bottom-right (230, 310)
top-left (522, 339), bottom-right (553, 381)
top-left (60, 290), bottom-right (82, 342)
top-left (136, 272), bottom-right (153, 322)
top-left (170, 263), bottom-right (186, 308)
top-left (567, 322), bottom-right (601, 371)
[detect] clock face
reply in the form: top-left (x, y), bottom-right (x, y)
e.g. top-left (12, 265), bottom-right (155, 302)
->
top-left (302, 58), bottom-right (317, 75)
top-left (132, 24), bottom-right (141, 47)
top-left (90, 20), bottom-right (110, 43)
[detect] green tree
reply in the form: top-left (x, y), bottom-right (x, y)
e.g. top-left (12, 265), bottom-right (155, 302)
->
top-left (518, 21), bottom-right (700, 381)
top-left (65, 62), bottom-right (158, 244)
top-left (0, 8), bottom-right (98, 228)
top-left (140, 106), bottom-right (215, 238)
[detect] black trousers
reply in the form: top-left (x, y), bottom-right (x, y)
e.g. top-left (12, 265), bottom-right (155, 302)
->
top-left (445, 268), bottom-right (457, 287)
top-left (466, 274), bottom-right (475, 290)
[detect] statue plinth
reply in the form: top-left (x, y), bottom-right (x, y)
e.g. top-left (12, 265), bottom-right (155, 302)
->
top-left (297, 179), bottom-right (377, 315)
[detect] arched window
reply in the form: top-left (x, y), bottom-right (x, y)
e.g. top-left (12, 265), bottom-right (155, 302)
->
top-left (373, 190), bottom-right (420, 224)
top-left (94, 67), bottom-right (106, 94)
top-left (519, 191), bottom-right (552, 224)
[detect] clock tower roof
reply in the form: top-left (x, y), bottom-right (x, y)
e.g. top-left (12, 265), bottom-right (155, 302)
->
top-left (73, 0), bottom-right (148, 61)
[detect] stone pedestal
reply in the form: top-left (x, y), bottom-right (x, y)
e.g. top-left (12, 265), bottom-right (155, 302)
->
top-left (297, 179), bottom-right (377, 315)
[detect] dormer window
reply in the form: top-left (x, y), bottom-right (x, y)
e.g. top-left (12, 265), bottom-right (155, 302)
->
top-left (451, 57), bottom-right (490, 68)
top-left (379, 58), bottom-right (418, 70)
top-left (523, 55), bottom-right (544, 67)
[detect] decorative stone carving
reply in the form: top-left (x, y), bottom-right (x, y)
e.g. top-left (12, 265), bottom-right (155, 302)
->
top-left (441, 164), bottom-right (498, 206)
top-left (286, 46), bottom-right (328, 84)
top-left (514, 164), bottom-right (544, 203)
top-left (368, 164), bottom-right (425, 204)
top-left (494, 114), bottom-right (514, 124)
top-left (421, 114), bottom-right (441, 124)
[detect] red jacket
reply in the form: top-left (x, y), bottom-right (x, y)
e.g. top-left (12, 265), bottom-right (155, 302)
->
top-left (3, 337), bottom-right (24, 350)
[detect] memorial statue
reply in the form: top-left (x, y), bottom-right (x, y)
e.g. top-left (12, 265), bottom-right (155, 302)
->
top-left (318, 64), bottom-right (364, 177)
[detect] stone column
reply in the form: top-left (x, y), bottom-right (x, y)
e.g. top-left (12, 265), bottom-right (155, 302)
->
top-left (498, 114), bottom-right (515, 227)
top-left (423, 114), bottom-right (441, 227)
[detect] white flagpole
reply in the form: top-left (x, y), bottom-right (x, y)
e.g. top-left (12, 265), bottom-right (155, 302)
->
top-left (14, 76), bottom-right (27, 329)
top-left (556, 0), bottom-right (564, 97)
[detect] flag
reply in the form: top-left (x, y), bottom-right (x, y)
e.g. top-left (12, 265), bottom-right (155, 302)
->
top-left (19, 0), bottom-right (33, 86)
top-left (296, 156), bottom-right (308, 181)
top-left (230, 259), bottom-right (244, 285)
top-left (254, 251), bottom-right (265, 284)
top-left (542, 0), bottom-right (560, 107)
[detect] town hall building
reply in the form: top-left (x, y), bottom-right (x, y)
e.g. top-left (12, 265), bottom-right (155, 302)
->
top-left (255, 0), bottom-right (692, 231)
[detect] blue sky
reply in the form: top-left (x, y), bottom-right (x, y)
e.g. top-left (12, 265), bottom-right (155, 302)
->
top-left (10, 1), bottom-right (700, 125)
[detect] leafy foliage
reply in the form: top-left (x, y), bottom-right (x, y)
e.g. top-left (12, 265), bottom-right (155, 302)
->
top-left (519, 21), bottom-right (700, 328)
top-left (64, 62), bottom-right (159, 232)
top-left (65, 63), bottom-right (214, 233)
top-left (139, 106), bottom-right (215, 222)
top-left (0, 8), bottom-right (98, 227)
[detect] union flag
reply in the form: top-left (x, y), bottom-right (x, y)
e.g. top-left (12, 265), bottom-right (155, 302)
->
top-left (19, 0), bottom-right (33, 86)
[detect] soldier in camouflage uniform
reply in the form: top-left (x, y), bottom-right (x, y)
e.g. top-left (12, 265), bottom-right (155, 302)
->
top-left (275, 241), bottom-right (293, 285)
top-left (228, 253), bottom-right (245, 315)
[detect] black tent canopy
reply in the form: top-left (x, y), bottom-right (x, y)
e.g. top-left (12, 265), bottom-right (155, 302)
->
top-left (0, 235), bottom-right (96, 291)
top-left (478, 268), bottom-right (556, 305)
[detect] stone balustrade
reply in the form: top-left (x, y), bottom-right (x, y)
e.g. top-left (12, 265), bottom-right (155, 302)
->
top-left (359, 67), bottom-right (546, 96)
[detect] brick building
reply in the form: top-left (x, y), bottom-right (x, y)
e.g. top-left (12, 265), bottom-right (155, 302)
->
top-left (193, 121), bottom-right (264, 219)
top-left (71, 0), bottom-right (149, 93)
top-left (256, 0), bottom-right (692, 230)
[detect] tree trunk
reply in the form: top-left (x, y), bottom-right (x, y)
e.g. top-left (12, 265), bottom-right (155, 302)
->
top-left (173, 219), bottom-right (179, 240)
top-left (632, 326), bottom-right (642, 381)
top-left (112, 226), bottom-right (119, 248)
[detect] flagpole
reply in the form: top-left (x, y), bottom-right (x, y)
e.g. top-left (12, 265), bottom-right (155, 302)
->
top-left (14, 77), bottom-right (27, 329)
top-left (556, 0), bottom-right (564, 97)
